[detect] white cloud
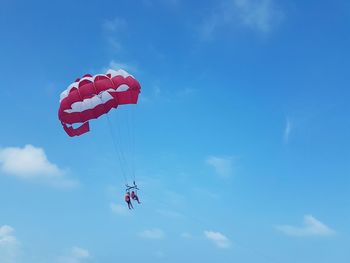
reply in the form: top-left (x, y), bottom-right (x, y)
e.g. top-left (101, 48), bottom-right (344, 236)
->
top-left (0, 145), bottom-right (62, 178)
top-left (204, 230), bottom-right (231, 248)
top-left (0, 225), bottom-right (17, 246)
top-left (57, 247), bottom-right (90, 263)
top-left (0, 145), bottom-right (78, 188)
top-left (110, 203), bottom-right (129, 216)
top-left (71, 247), bottom-right (90, 259)
top-left (276, 215), bottom-right (336, 237)
top-left (102, 60), bottom-right (138, 75)
top-left (139, 228), bottom-right (165, 239)
top-left (206, 156), bottom-right (234, 177)
top-left (0, 225), bottom-right (19, 263)
top-left (200, 0), bottom-right (283, 38)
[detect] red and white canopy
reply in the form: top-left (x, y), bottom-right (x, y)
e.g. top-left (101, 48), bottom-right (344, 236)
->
top-left (58, 69), bottom-right (141, 137)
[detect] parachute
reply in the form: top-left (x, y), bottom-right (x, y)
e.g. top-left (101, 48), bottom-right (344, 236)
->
top-left (58, 68), bottom-right (141, 188)
top-left (58, 69), bottom-right (141, 137)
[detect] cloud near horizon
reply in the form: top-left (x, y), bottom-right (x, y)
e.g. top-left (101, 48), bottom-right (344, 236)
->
top-left (276, 215), bottom-right (336, 237)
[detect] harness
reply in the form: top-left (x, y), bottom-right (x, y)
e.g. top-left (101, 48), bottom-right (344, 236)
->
top-left (125, 181), bottom-right (139, 192)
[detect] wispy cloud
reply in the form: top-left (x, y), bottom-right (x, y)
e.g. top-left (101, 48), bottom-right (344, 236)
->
top-left (204, 230), bottom-right (231, 248)
top-left (102, 60), bottom-right (139, 74)
top-left (102, 17), bottom-right (127, 53)
top-left (106, 38), bottom-right (123, 53)
top-left (283, 117), bottom-right (292, 143)
top-left (0, 225), bottom-right (19, 263)
top-left (200, 0), bottom-right (284, 39)
top-left (234, 0), bottom-right (284, 32)
top-left (109, 60), bottom-right (136, 72)
top-left (206, 156), bottom-right (234, 177)
top-left (139, 228), bottom-right (165, 239)
top-left (276, 215), bottom-right (336, 237)
top-left (0, 145), bottom-right (78, 188)
top-left (138, 82), bottom-right (162, 104)
top-left (57, 247), bottom-right (90, 263)
top-left (138, 80), bottom-right (196, 105)
top-left (0, 225), bottom-right (17, 246)
top-left (103, 17), bottom-right (127, 32)
top-left (110, 203), bottom-right (130, 216)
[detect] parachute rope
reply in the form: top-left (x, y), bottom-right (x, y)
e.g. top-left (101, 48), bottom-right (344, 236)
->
top-left (125, 104), bottom-right (136, 183)
top-left (119, 105), bottom-right (137, 185)
top-left (130, 105), bottom-right (136, 182)
top-left (105, 112), bottom-right (129, 184)
top-left (114, 109), bottom-right (133, 183)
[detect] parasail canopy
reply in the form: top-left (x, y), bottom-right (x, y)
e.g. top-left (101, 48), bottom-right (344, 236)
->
top-left (58, 69), bottom-right (141, 137)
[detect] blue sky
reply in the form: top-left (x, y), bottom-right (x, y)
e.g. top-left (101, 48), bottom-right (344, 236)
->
top-left (0, 0), bottom-right (349, 262)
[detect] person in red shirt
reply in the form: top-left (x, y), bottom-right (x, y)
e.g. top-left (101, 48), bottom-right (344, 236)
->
top-left (131, 190), bottom-right (141, 204)
top-left (125, 191), bottom-right (133, 209)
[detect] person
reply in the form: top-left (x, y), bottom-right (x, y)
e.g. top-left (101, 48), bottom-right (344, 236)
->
top-left (125, 191), bottom-right (133, 209)
top-left (131, 190), bottom-right (141, 204)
